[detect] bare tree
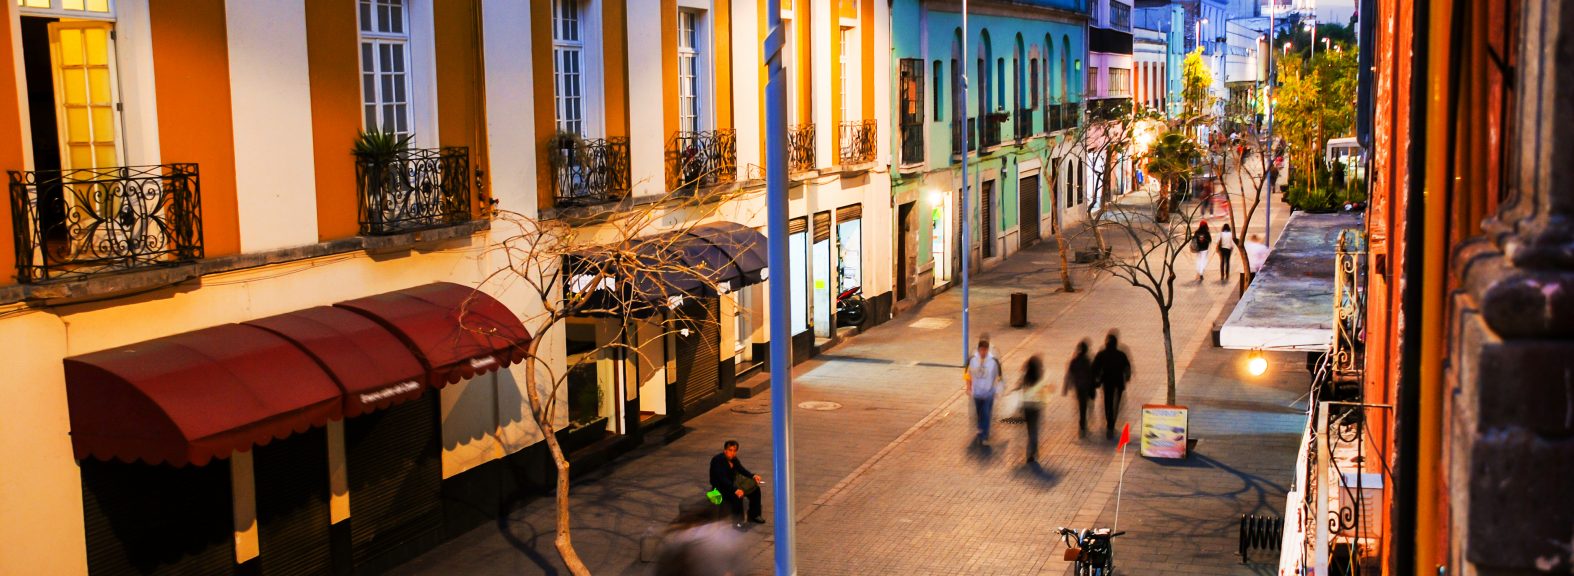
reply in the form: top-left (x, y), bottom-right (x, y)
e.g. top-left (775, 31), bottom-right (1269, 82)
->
top-left (481, 178), bottom-right (754, 575)
top-left (1091, 149), bottom-right (1207, 405)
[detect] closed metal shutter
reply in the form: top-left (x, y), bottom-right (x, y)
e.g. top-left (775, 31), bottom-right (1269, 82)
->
top-left (788, 217), bottom-right (807, 235)
top-left (1020, 175), bottom-right (1041, 245)
top-left (254, 426), bottom-right (331, 576)
top-left (836, 203), bottom-right (862, 223)
top-left (346, 392), bottom-right (442, 569)
top-left (813, 211), bottom-right (831, 243)
top-left (676, 298), bottom-right (722, 410)
top-left (81, 458), bottom-right (235, 575)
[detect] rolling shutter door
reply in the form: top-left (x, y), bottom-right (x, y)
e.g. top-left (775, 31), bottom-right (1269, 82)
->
top-left (254, 426), bottom-right (332, 576)
top-left (345, 391), bottom-right (442, 569)
top-left (836, 203), bottom-right (862, 223)
top-left (812, 212), bottom-right (831, 243)
top-left (676, 298), bottom-right (722, 410)
top-left (1020, 175), bottom-right (1041, 245)
top-left (81, 458), bottom-right (235, 575)
top-left (788, 217), bottom-right (807, 235)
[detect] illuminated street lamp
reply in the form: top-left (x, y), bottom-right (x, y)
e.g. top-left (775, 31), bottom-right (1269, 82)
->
top-left (1247, 350), bottom-right (1268, 376)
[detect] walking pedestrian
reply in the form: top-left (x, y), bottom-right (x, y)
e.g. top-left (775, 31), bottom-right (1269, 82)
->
top-left (1245, 233), bottom-right (1270, 274)
top-left (1017, 355), bottom-right (1047, 463)
top-left (653, 505), bottom-right (748, 576)
top-left (1217, 223), bottom-right (1235, 283)
top-left (965, 337), bottom-right (1004, 446)
top-left (709, 440), bottom-right (764, 528)
top-left (1191, 221), bottom-right (1213, 283)
top-left (1061, 340), bottom-right (1097, 438)
top-left (1092, 331), bottom-right (1133, 440)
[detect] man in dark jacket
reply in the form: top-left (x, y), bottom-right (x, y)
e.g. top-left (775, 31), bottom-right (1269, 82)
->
top-left (709, 440), bottom-right (764, 527)
top-left (1091, 331), bottom-right (1133, 439)
top-left (1062, 339), bottom-right (1098, 437)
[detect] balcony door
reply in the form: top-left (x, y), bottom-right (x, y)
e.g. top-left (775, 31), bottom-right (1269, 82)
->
top-left (49, 21), bottom-right (124, 174)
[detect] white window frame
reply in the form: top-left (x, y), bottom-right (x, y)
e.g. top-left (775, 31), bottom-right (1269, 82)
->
top-left (356, 0), bottom-right (438, 147)
top-left (552, 0), bottom-right (605, 137)
top-left (676, 9), bottom-right (701, 133)
top-left (15, 0), bottom-right (114, 20)
top-left (676, 0), bottom-right (715, 133)
top-left (782, 9), bottom-right (797, 125)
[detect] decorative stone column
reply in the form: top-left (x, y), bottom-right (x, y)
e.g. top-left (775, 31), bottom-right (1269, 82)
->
top-left (1448, 0), bottom-right (1574, 572)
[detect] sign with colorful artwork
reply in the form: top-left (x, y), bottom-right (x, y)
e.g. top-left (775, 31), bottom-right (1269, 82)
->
top-left (1141, 404), bottom-right (1189, 459)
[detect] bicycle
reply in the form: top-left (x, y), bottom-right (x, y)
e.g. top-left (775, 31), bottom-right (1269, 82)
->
top-left (1058, 526), bottom-right (1126, 575)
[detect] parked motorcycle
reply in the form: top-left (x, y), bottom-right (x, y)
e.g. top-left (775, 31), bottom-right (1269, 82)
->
top-left (836, 286), bottom-right (868, 328)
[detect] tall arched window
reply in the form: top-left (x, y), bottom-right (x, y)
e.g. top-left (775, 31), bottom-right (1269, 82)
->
top-left (1061, 35), bottom-right (1071, 102)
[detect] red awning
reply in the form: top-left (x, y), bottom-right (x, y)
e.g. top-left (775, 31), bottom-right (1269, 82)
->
top-left (63, 324), bottom-right (344, 467)
top-left (246, 306), bottom-right (428, 418)
top-left (335, 282), bottom-right (531, 385)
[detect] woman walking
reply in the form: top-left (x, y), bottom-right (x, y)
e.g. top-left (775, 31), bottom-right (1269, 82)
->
top-left (1018, 355), bottom-right (1047, 464)
top-left (1191, 221), bottom-right (1213, 283)
top-left (1217, 223), bottom-right (1235, 283)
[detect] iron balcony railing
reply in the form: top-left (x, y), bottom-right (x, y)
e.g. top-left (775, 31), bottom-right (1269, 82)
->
top-left (1015, 107), bottom-right (1034, 141)
top-left (549, 137), bottom-right (631, 207)
top-left (951, 119), bottom-right (979, 156)
top-left (1046, 104), bottom-right (1062, 132)
top-left (787, 124), bottom-right (816, 173)
top-left (900, 120), bottom-right (925, 165)
top-left (9, 164), bottom-right (203, 283)
top-left (668, 130), bottom-right (737, 191)
top-left (839, 120), bottom-right (878, 166)
top-left (1061, 103), bottom-right (1081, 131)
top-left (981, 112), bottom-right (1006, 149)
top-left (356, 147), bottom-right (472, 235)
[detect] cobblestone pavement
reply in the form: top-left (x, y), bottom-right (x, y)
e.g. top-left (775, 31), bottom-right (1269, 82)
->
top-left (392, 175), bottom-right (1303, 576)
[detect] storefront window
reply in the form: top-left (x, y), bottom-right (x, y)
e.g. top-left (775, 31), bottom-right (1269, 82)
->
top-left (838, 216), bottom-right (863, 290)
top-left (789, 231), bottom-right (809, 334)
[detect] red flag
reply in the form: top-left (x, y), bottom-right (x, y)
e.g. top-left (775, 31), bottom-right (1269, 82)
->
top-left (1117, 423), bottom-right (1131, 451)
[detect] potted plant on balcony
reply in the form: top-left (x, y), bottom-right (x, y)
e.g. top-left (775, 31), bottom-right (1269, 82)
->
top-left (353, 130), bottom-right (412, 190)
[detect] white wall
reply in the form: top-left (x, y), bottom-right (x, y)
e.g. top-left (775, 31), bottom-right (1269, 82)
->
top-left (225, 0), bottom-right (319, 252)
top-left (731, 0), bottom-right (761, 173)
top-left (627, 0), bottom-right (667, 196)
top-left (482, 0), bottom-right (538, 217)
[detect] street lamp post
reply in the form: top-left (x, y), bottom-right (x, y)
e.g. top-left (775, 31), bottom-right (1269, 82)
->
top-left (763, 0), bottom-right (795, 573)
top-left (961, 1), bottom-right (972, 367)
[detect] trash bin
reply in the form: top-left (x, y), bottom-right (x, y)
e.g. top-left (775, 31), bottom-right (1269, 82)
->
top-left (1010, 292), bottom-right (1028, 327)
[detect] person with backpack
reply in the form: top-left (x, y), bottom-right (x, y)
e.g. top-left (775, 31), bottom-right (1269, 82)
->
top-left (965, 337), bottom-right (1004, 446)
top-left (1191, 221), bottom-right (1213, 283)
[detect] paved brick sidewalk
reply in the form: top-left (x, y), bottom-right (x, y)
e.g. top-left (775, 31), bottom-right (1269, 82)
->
top-left (391, 176), bottom-right (1301, 575)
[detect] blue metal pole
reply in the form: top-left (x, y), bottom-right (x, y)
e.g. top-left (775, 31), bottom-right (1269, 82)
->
top-left (960, 0), bottom-right (971, 365)
top-left (763, 0), bottom-right (795, 573)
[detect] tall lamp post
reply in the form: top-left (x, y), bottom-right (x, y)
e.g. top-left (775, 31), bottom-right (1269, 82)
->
top-left (764, 0), bottom-right (795, 572)
top-left (960, 1), bottom-right (972, 367)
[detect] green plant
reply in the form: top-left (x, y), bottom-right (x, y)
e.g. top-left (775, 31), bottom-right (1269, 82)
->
top-left (352, 129), bottom-right (413, 159)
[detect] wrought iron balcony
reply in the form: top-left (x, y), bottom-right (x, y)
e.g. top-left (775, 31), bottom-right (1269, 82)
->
top-left (548, 137), bottom-right (631, 207)
top-left (356, 147), bottom-right (472, 236)
top-left (1014, 107), bottom-right (1034, 141)
top-left (668, 130), bottom-right (737, 191)
top-left (8, 164), bottom-right (203, 283)
top-left (787, 124), bottom-right (816, 173)
top-left (839, 120), bottom-right (877, 166)
top-left (951, 119), bottom-right (979, 156)
top-left (981, 112), bottom-right (1006, 149)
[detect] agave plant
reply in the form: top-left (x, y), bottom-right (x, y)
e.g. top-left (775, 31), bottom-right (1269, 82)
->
top-left (352, 129), bottom-right (413, 159)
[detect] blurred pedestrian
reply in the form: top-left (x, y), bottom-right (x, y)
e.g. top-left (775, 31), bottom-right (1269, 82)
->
top-left (1217, 223), bottom-right (1235, 283)
top-left (1191, 221), bottom-right (1213, 283)
top-left (1245, 233), bottom-right (1270, 274)
top-left (965, 337), bottom-right (1004, 446)
top-left (1017, 355), bottom-right (1047, 463)
top-left (709, 440), bottom-right (764, 528)
top-left (1092, 331), bottom-right (1133, 440)
top-left (653, 505), bottom-right (748, 576)
top-left (1061, 340), bottom-right (1097, 437)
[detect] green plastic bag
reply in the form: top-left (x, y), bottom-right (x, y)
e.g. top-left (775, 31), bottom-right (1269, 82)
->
top-left (705, 488), bottom-right (723, 505)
